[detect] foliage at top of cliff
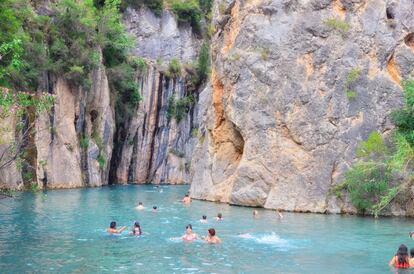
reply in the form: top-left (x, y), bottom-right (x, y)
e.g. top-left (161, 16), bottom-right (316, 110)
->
top-left (122, 0), bottom-right (213, 36)
top-left (0, 0), bottom-right (137, 90)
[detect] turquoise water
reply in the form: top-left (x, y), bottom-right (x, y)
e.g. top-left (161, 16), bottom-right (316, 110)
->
top-left (0, 185), bottom-right (413, 273)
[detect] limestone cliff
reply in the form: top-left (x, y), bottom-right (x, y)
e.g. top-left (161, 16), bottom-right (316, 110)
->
top-left (0, 6), bottom-right (202, 190)
top-left (190, 0), bottom-right (414, 214)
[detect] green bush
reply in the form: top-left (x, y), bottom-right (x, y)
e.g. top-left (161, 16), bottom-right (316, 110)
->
top-left (167, 58), bottom-right (181, 78)
top-left (323, 18), bottom-right (350, 32)
top-left (344, 67), bottom-right (361, 100)
top-left (391, 81), bottom-right (414, 146)
top-left (97, 153), bottom-right (106, 169)
top-left (169, 0), bottom-right (202, 34)
top-left (122, 0), bottom-right (164, 16)
top-left (198, 0), bottom-right (213, 14)
top-left (197, 42), bottom-right (210, 82)
top-left (167, 95), bottom-right (194, 122)
top-left (338, 80), bottom-right (414, 216)
top-left (79, 135), bottom-right (89, 148)
top-left (356, 131), bottom-right (387, 158)
top-left (344, 161), bottom-right (391, 212)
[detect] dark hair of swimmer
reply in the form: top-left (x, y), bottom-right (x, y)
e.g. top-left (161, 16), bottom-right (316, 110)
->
top-left (110, 221), bottom-right (116, 229)
top-left (185, 194), bottom-right (189, 197)
top-left (217, 213), bottom-right (222, 218)
top-left (133, 221), bottom-right (142, 235)
top-left (186, 224), bottom-right (192, 230)
top-left (208, 228), bottom-right (216, 236)
top-left (411, 248), bottom-right (414, 258)
top-left (139, 202), bottom-right (143, 205)
top-left (153, 206), bottom-right (157, 210)
top-left (202, 215), bottom-right (207, 220)
top-left (396, 244), bottom-right (409, 265)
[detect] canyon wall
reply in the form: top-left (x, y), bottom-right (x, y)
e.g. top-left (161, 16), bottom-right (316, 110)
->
top-left (190, 0), bottom-right (414, 214)
top-left (0, 7), bottom-right (201, 189)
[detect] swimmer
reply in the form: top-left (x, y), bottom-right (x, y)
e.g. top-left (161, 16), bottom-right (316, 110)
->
top-left (276, 209), bottom-right (284, 219)
top-left (129, 221), bottom-right (142, 235)
top-left (200, 215), bottom-right (208, 223)
top-left (216, 213), bottom-right (223, 221)
top-left (389, 244), bottom-right (410, 269)
top-left (410, 231), bottom-right (414, 239)
top-left (410, 248), bottom-right (414, 267)
top-left (203, 228), bottom-right (221, 244)
top-left (253, 210), bottom-right (258, 218)
top-left (182, 194), bottom-right (191, 204)
top-left (107, 221), bottom-right (126, 235)
top-left (182, 224), bottom-right (198, 242)
top-left (136, 202), bottom-right (144, 210)
top-left (152, 206), bottom-right (158, 212)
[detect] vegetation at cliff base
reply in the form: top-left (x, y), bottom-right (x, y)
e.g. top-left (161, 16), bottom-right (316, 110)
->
top-left (335, 80), bottom-right (414, 217)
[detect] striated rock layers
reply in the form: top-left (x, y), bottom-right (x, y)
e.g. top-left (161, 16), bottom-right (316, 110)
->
top-left (0, 7), bottom-right (201, 189)
top-left (190, 0), bottom-right (414, 214)
top-left (111, 7), bottom-right (201, 185)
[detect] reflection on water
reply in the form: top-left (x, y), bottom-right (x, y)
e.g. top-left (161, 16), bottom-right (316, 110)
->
top-left (0, 185), bottom-right (414, 273)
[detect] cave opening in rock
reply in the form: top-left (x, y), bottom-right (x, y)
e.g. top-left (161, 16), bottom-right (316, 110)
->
top-left (404, 33), bottom-right (414, 50)
top-left (386, 6), bottom-right (395, 19)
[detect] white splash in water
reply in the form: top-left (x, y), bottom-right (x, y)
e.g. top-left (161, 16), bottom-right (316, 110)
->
top-left (237, 232), bottom-right (290, 247)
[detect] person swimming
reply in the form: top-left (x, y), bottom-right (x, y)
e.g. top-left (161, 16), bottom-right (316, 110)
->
top-left (253, 210), bottom-right (258, 218)
top-left (204, 228), bottom-right (221, 244)
top-left (130, 221), bottom-right (142, 235)
top-left (107, 221), bottom-right (126, 235)
top-left (152, 206), bottom-right (158, 212)
top-left (200, 215), bottom-right (208, 223)
top-left (216, 213), bottom-right (223, 221)
top-left (182, 224), bottom-right (198, 242)
top-left (410, 248), bottom-right (414, 267)
top-left (136, 202), bottom-right (144, 210)
top-left (389, 244), bottom-right (410, 269)
top-left (276, 209), bottom-right (284, 219)
top-left (182, 194), bottom-right (191, 204)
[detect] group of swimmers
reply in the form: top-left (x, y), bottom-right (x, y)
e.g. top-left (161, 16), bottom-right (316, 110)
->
top-left (106, 193), bottom-right (224, 244)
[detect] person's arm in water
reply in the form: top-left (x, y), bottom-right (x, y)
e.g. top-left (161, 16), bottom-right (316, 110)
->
top-left (118, 226), bottom-right (127, 233)
top-left (389, 256), bottom-right (396, 267)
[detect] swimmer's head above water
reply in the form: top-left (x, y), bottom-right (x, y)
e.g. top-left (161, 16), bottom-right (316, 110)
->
top-left (208, 228), bottom-right (216, 237)
top-left (110, 221), bottom-right (116, 229)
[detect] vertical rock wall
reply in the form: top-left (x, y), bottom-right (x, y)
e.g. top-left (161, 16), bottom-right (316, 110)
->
top-left (190, 0), bottom-right (414, 213)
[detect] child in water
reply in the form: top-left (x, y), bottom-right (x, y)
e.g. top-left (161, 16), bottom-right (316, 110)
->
top-left (130, 221), bottom-right (142, 235)
top-left (200, 215), bottom-right (208, 223)
top-left (204, 228), bottom-right (221, 244)
top-left (152, 206), bottom-right (158, 212)
top-left (107, 221), bottom-right (126, 235)
top-left (182, 224), bottom-right (198, 242)
top-left (136, 202), bottom-right (144, 210)
top-left (216, 213), bottom-right (223, 221)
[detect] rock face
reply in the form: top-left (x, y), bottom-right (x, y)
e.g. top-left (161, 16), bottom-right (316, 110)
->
top-left (113, 64), bottom-right (199, 184)
top-left (190, 0), bottom-right (414, 213)
top-left (0, 115), bottom-right (24, 190)
top-left (0, 6), bottom-right (202, 190)
top-left (35, 56), bottom-right (115, 189)
top-left (111, 7), bottom-right (201, 185)
top-left (124, 7), bottom-right (200, 62)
